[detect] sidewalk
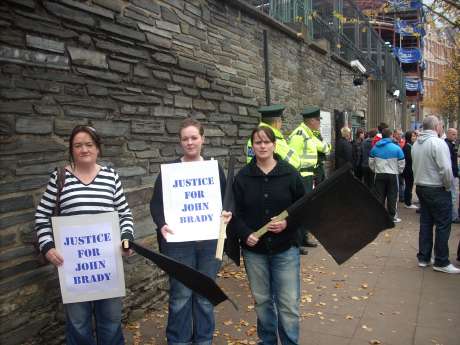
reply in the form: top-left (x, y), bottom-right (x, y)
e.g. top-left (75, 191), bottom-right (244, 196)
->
top-left (124, 204), bottom-right (460, 345)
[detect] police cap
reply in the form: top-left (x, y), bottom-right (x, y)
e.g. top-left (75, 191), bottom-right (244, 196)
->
top-left (301, 106), bottom-right (321, 119)
top-left (257, 104), bottom-right (286, 118)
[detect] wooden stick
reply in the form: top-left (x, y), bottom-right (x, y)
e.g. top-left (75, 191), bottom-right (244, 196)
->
top-left (254, 210), bottom-right (289, 238)
top-left (215, 217), bottom-right (227, 260)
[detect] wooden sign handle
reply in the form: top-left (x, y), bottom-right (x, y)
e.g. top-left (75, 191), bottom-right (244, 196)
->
top-left (254, 210), bottom-right (289, 238)
top-left (215, 217), bottom-right (227, 260)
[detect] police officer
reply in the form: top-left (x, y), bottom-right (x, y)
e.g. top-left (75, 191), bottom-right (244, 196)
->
top-left (246, 104), bottom-right (300, 170)
top-left (289, 106), bottom-right (331, 253)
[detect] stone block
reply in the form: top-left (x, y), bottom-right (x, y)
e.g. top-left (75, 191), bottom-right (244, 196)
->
top-left (138, 23), bottom-right (172, 38)
top-left (16, 163), bottom-right (58, 176)
top-left (172, 74), bottom-right (194, 86)
top-left (92, 121), bottom-right (130, 137)
top-left (205, 147), bottom-right (229, 157)
top-left (108, 59), bottom-right (130, 74)
top-left (124, 8), bottom-right (155, 26)
top-left (219, 124), bottom-right (238, 136)
top-left (156, 20), bottom-right (181, 33)
top-left (55, 118), bottom-right (84, 135)
top-left (16, 117), bottom-right (53, 134)
top-left (0, 46), bottom-right (70, 70)
top-left (0, 195), bottom-right (34, 214)
top-left (128, 141), bottom-right (149, 151)
top-left (34, 105), bottom-right (60, 116)
top-left (232, 115), bottom-right (259, 124)
top-left (238, 106), bottom-right (248, 115)
top-left (165, 119), bottom-right (182, 134)
top-left (152, 70), bottom-right (171, 81)
top-left (160, 145), bottom-right (176, 156)
top-left (0, 211), bottom-right (35, 229)
top-left (145, 33), bottom-right (172, 49)
top-left (135, 149), bottom-right (160, 158)
top-left (132, 0), bottom-right (161, 13)
top-left (93, 0), bottom-right (123, 13)
top-left (117, 166), bottom-right (147, 177)
top-left (15, 16), bottom-right (78, 39)
top-left (195, 76), bottom-right (210, 89)
top-left (43, 1), bottom-right (96, 27)
top-left (58, 0), bottom-right (115, 19)
top-left (99, 21), bottom-right (145, 42)
top-left (193, 99), bottom-right (215, 111)
top-left (0, 114), bottom-right (14, 136)
top-left (0, 101), bottom-right (33, 114)
top-left (166, 84), bottom-right (181, 92)
top-left (87, 84), bottom-right (109, 96)
top-left (0, 137), bottom-right (65, 156)
top-left (205, 127), bottom-right (225, 137)
top-left (132, 120), bottom-right (164, 134)
top-left (200, 91), bottom-right (222, 101)
top-left (64, 106), bottom-right (107, 119)
top-left (174, 95), bottom-right (192, 108)
top-left (189, 26), bottom-right (206, 41)
top-left (182, 87), bottom-right (199, 97)
top-left (76, 67), bottom-right (122, 83)
top-left (219, 101), bottom-right (238, 114)
top-left (0, 88), bottom-right (41, 100)
top-left (161, 6), bottom-right (180, 24)
top-left (115, 15), bottom-right (138, 29)
top-left (178, 56), bottom-right (206, 74)
top-left (152, 52), bottom-right (177, 65)
top-left (120, 105), bottom-right (149, 115)
top-left (26, 35), bottom-right (65, 54)
top-left (95, 39), bottom-right (149, 60)
top-left (184, 3), bottom-right (201, 16)
top-left (68, 47), bottom-right (107, 70)
top-left (134, 64), bottom-right (150, 78)
top-left (111, 94), bottom-right (161, 104)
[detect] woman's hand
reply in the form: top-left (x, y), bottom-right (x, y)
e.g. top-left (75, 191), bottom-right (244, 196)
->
top-left (161, 224), bottom-right (174, 239)
top-left (45, 248), bottom-right (64, 267)
top-left (267, 218), bottom-right (287, 234)
top-left (245, 233), bottom-right (259, 247)
top-left (221, 210), bottom-right (232, 224)
top-left (121, 239), bottom-right (133, 256)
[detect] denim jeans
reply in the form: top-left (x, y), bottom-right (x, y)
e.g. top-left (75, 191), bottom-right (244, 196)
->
top-left (451, 177), bottom-right (458, 220)
top-left (162, 239), bottom-right (220, 345)
top-left (242, 247), bottom-right (300, 345)
top-left (416, 186), bottom-right (452, 267)
top-left (65, 297), bottom-right (124, 345)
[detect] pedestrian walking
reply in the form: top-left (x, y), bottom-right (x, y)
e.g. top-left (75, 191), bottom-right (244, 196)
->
top-left (412, 116), bottom-right (460, 273)
top-left (231, 126), bottom-right (305, 345)
top-left (402, 130), bottom-right (418, 210)
top-left (369, 128), bottom-right (405, 223)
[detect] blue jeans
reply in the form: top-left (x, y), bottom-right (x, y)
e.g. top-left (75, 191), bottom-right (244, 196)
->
top-left (242, 247), bottom-right (300, 345)
top-left (162, 239), bottom-right (220, 345)
top-left (65, 297), bottom-right (124, 345)
top-left (416, 186), bottom-right (452, 267)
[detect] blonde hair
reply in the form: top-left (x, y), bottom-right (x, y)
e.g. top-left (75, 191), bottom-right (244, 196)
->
top-left (340, 127), bottom-right (351, 138)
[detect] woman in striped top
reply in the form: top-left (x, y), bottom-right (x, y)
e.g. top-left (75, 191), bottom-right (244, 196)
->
top-left (34, 125), bottom-right (134, 345)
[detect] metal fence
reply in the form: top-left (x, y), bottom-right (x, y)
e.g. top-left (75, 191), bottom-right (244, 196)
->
top-left (268, 0), bottom-right (405, 99)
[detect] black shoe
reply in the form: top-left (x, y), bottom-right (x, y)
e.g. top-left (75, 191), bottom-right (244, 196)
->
top-left (299, 247), bottom-right (309, 255)
top-left (452, 218), bottom-right (460, 224)
top-left (416, 209), bottom-right (421, 214)
top-left (303, 241), bottom-right (318, 248)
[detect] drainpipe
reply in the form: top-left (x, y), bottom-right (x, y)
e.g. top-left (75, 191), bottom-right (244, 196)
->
top-left (263, 30), bottom-right (270, 105)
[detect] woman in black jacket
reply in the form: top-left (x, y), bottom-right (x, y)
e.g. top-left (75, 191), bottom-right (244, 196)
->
top-left (402, 130), bottom-right (418, 209)
top-left (231, 126), bottom-right (305, 345)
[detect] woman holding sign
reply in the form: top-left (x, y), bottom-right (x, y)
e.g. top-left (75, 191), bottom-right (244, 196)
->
top-left (34, 125), bottom-right (134, 345)
top-left (150, 118), bottom-right (231, 345)
top-left (230, 126), bottom-right (305, 345)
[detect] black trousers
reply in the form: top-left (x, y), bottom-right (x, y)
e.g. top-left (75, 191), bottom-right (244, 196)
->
top-left (374, 173), bottom-right (398, 218)
top-left (298, 176), bottom-right (314, 245)
top-left (362, 167), bottom-right (374, 191)
top-left (403, 174), bottom-right (414, 206)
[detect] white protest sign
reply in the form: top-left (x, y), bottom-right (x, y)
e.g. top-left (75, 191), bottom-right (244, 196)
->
top-left (52, 211), bottom-right (125, 304)
top-left (320, 110), bottom-right (332, 146)
top-left (161, 160), bottom-right (222, 242)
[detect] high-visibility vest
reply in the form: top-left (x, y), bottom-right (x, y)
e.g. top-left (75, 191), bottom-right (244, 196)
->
top-left (288, 123), bottom-right (331, 177)
top-left (246, 122), bottom-right (301, 170)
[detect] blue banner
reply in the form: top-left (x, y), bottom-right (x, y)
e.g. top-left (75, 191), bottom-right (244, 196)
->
top-left (395, 20), bottom-right (425, 37)
top-left (388, 0), bottom-right (422, 9)
top-left (393, 48), bottom-right (422, 63)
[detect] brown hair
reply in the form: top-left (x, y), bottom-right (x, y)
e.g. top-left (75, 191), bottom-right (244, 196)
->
top-left (179, 118), bottom-right (204, 138)
top-left (250, 126), bottom-right (276, 145)
top-left (69, 125), bottom-right (102, 166)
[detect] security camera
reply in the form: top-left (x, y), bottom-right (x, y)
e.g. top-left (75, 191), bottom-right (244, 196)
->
top-left (350, 60), bottom-right (366, 74)
top-left (393, 89), bottom-right (400, 98)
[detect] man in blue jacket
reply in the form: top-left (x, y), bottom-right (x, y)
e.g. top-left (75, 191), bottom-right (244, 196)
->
top-left (369, 128), bottom-right (405, 223)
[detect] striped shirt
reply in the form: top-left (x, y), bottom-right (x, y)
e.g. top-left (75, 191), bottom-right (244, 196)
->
top-left (35, 166), bottom-right (134, 254)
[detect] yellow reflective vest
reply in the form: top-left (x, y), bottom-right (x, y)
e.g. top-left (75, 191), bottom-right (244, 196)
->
top-left (246, 122), bottom-right (301, 170)
top-left (288, 123), bottom-right (331, 177)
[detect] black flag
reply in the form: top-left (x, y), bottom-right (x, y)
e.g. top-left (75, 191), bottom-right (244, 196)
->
top-left (130, 241), bottom-right (237, 308)
top-left (255, 164), bottom-right (394, 264)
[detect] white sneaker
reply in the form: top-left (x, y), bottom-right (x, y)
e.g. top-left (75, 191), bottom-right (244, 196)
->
top-left (418, 257), bottom-right (435, 267)
top-left (433, 264), bottom-right (460, 274)
top-left (404, 204), bottom-right (418, 209)
top-left (393, 217), bottom-right (402, 223)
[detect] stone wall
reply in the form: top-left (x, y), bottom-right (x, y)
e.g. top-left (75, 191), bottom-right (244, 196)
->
top-left (0, 0), bottom-right (368, 344)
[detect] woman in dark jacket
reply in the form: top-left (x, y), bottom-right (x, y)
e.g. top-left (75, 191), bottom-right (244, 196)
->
top-left (402, 130), bottom-right (418, 209)
top-left (231, 126), bottom-right (305, 345)
top-left (352, 128), bottom-right (365, 179)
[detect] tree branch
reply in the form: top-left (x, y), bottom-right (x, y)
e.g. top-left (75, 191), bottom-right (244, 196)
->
top-left (423, 3), bottom-right (460, 29)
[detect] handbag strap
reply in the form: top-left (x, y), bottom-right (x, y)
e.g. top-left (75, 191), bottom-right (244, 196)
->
top-left (53, 167), bottom-right (66, 216)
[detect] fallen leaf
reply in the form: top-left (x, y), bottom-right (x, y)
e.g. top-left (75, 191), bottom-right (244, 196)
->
top-left (224, 320), bottom-right (233, 326)
top-left (369, 340), bottom-right (381, 344)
